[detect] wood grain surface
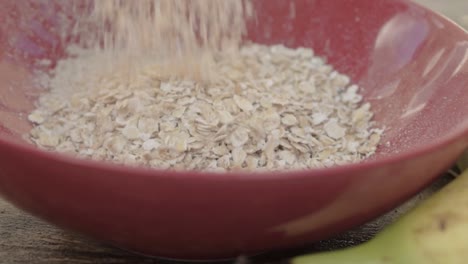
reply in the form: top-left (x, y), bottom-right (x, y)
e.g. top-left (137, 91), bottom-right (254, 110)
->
top-left (0, 1), bottom-right (465, 263)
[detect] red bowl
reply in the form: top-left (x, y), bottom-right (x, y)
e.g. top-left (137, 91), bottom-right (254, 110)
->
top-left (1, 0), bottom-right (468, 260)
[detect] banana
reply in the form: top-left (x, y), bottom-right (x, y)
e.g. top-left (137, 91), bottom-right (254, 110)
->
top-left (292, 155), bottom-right (468, 264)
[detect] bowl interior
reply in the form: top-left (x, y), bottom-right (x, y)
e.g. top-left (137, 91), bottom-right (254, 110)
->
top-left (0, 0), bottom-right (468, 165)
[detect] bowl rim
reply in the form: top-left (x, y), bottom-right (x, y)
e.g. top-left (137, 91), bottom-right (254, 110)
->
top-left (0, 0), bottom-right (467, 181)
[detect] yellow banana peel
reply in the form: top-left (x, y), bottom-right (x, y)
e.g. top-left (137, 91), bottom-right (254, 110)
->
top-left (292, 152), bottom-right (468, 264)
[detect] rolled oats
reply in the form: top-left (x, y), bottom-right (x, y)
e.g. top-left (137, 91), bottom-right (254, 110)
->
top-left (28, 44), bottom-right (383, 171)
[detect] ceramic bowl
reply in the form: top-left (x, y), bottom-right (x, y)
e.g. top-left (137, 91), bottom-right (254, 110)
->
top-left (0, 0), bottom-right (467, 260)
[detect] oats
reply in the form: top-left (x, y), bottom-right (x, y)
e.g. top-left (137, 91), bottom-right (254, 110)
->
top-left (28, 110), bottom-right (47, 124)
top-left (156, 147), bottom-right (182, 161)
top-left (332, 73), bottom-right (351, 88)
top-left (352, 103), bottom-right (372, 123)
top-left (278, 150), bottom-right (296, 165)
top-left (172, 107), bottom-right (187, 119)
top-left (347, 141), bottom-right (360, 153)
top-left (245, 155), bottom-right (259, 170)
top-left (232, 147), bottom-right (247, 167)
top-left (142, 139), bottom-right (160, 151)
top-left (233, 95), bottom-right (254, 112)
top-left (264, 137), bottom-right (280, 161)
top-left (159, 120), bottom-right (177, 132)
top-left (298, 81), bottom-right (316, 94)
top-left (229, 127), bottom-right (250, 147)
top-left (164, 131), bottom-right (190, 152)
top-left (218, 110), bottom-right (235, 124)
top-left (281, 114), bottom-right (298, 126)
top-left (342, 85), bottom-right (363, 103)
top-left (28, 44), bottom-right (383, 171)
top-left (263, 111), bottom-right (281, 131)
top-left (105, 136), bottom-right (126, 154)
top-left (260, 97), bottom-right (273, 108)
top-left (324, 119), bottom-right (346, 140)
top-left (290, 141), bottom-right (310, 153)
top-left (122, 125), bottom-right (140, 140)
top-left (368, 132), bottom-right (382, 147)
top-left (217, 155), bottom-right (231, 169)
top-left (178, 96), bottom-right (196, 105)
top-left (188, 141), bottom-right (205, 150)
top-left (37, 133), bottom-right (60, 148)
top-left (149, 159), bottom-right (171, 170)
top-left (212, 144), bottom-right (229, 156)
top-left (127, 97), bottom-right (143, 113)
top-left (56, 141), bottom-right (76, 153)
top-left (297, 47), bottom-right (314, 58)
top-left (312, 113), bottom-right (328, 125)
top-left (291, 127), bottom-right (307, 139)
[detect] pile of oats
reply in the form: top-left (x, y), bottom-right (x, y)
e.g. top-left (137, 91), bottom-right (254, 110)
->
top-left (28, 44), bottom-right (383, 171)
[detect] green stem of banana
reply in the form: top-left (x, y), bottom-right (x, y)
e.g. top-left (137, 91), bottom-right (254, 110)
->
top-left (293, 157), bottom-right (468, 264)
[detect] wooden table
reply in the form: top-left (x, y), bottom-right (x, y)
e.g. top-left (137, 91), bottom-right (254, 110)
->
top-left (1, 1), bottom-right (465, 263)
